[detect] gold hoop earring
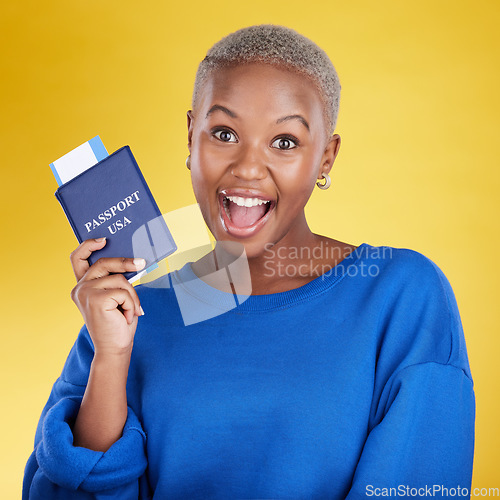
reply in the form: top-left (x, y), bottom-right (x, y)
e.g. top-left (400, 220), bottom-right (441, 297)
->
top-left (185, 155), bottom-right (191, 169)
top-left (316, 173), bottom-right (331, 190)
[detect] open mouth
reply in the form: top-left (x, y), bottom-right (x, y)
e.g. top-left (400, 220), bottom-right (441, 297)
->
top-left (218, 192), bottom-right (276, 237)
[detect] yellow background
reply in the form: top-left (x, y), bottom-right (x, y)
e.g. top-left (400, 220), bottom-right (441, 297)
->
top-left (1, 0), bottom-right (498, 495)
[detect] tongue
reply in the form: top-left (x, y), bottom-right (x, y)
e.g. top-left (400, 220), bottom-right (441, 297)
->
top-left (229, 201), bottom-right (267, 228)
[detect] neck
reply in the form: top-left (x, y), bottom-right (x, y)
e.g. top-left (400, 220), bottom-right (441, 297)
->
top-left (192, 211), bottom-right (351, 295)
top-left (245, 212), bottom-right (319, 294)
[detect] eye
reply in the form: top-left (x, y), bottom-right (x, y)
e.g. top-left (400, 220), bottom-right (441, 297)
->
top-left (271, 136), bottom-right (299, 150)
top-left (213, 128), bottom-right (237, 143)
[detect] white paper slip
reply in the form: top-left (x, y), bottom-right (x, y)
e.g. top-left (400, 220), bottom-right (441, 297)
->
top-left (50, 136), bottom-right (109, 186)
top-left (128, 262), bottom-right (158, 284)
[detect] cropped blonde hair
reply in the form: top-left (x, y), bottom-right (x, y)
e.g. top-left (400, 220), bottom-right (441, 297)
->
top-left (192, 24), bottom-right (341, 135)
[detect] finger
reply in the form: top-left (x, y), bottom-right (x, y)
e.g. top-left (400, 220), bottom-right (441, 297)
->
top-left (70, 237), bottom-right (108, 282)
top-left (83, 273), bottom-right (143, 316)
top-left (82, 256), bottom-right (146, 283)
top-left (101, 288), bottom-right (138, 325)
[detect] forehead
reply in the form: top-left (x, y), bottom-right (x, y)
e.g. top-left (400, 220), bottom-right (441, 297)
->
top-left (196, 62), bottom-right (325, 120)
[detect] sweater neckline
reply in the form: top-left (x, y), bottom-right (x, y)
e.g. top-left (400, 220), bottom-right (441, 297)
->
top-left (171, 243), bottom-right (370, 313)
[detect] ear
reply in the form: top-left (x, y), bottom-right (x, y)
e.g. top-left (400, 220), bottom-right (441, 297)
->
top-left (187, 110), bottom-right (194, 151)
top-left (318, 134), bottom-right (341, 180)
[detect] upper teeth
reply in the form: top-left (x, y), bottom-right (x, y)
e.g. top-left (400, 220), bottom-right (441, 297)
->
top-left (226, 196), bottom-right (270, 207)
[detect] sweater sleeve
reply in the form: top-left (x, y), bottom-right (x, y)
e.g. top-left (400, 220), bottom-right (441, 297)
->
top-left (345, 362), bottom-right (475, 498)
top-left (346, 249), bottom-right (475, 498)
top-left (22, 324), bottom-right (150, 500)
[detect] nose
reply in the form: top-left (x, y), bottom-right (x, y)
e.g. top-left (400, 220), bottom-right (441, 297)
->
top-left (230, 143), bottom-right (268, 181)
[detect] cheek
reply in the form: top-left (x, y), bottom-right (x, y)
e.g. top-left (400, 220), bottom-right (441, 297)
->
top-left (274, 156), bottom-right (319, 204)
top-left (190, 148), bottom-right (219, 194)
top-left (189, 165), bottom-right (219, 234)
top-left (189, 149), bottom-right (227, 225)
top-left (190, 166), bottom-right (214, 209)
top-left (192, 135), bottom-right (228, 180)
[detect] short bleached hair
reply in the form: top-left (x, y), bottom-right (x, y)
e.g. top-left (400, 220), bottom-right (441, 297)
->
top-left (192, 24), bottom-right (341, 135)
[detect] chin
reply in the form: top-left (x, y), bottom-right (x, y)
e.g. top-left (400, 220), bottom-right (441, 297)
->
top-left (213, 233), bottom-right (274, 261)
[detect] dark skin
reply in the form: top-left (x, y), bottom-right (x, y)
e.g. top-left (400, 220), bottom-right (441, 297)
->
top-left (69, 62), bottom-right (357, 453)
top-left (187, 62), bottom-right (357, 294)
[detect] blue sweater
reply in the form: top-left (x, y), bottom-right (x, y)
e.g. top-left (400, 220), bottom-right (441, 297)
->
top-left (23, 243), bottom-right (475, 499)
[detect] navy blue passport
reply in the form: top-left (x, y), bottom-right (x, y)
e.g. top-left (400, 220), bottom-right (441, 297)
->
top-left (55, 146), bottom-right (177, 281)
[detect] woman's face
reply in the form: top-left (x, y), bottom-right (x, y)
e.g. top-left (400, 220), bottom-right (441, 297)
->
top-left (187, 62), bottom-right (339, 258)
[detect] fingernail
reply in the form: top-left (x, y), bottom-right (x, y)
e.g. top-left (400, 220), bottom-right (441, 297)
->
top-left (95, 237), bottom-right (106, 242)
top-left (133, 258), bottom-right (146, 269)
top-left (139, 306), bottom-right (145, 316)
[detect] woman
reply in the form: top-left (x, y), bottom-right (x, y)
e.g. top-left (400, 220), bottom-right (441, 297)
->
top-left (23, 25), bottom-right (475, 499)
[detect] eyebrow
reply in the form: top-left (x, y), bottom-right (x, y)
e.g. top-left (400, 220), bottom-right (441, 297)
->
top-left (205, 105), bottom-right (310, 132)
top-left (276, 114), bottom-right (310, 131)
top-left (206, 105), bottom-right (238, 119)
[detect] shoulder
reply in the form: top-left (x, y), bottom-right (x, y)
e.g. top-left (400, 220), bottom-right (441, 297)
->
top-left (358, 242), bottom-right (459, 322)
top-left (358, 243), bottom-right (455, 300)
top-left (358, 243), bottom-right (471, 379)
top-left (359, 242), bottom-right (442, 274)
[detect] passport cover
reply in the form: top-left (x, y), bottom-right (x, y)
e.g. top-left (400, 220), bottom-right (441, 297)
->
top-left (55, 145), bottom-right (177, 281)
